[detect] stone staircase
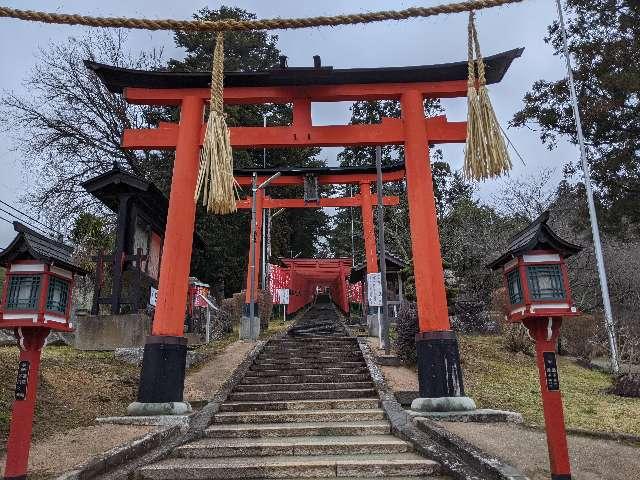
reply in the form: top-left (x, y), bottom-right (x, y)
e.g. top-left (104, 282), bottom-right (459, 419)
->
top-left (138, 303), bottom-right (445, 479)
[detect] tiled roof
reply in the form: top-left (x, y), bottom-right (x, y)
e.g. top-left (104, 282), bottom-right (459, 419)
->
top-left (0, 222), bottom-right (86, 274)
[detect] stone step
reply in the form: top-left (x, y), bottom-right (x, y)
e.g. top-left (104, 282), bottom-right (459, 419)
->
top-left (219, 398), bottom-right (380, 412)
top-left (263, 345), bottom-right (357, 351)
top-left (246, 367), bottom-right (369, 377)
top-left (257, 355), bottom-right (364, 363)
top-left (205, 421), bottom-right (391, 438)
top-left (245, 367), bottom-right (369, 378)
top-left (271, 336), bottom-right (354, 343)
top-left (235, 382), bottom-right (374, 393)
top-left (174, 435), bottom-right (412, 458)
top-left (228, 388), bottom-right (376, 402)
top-left (241, 373), bottom-right (372, 385)
top-left (251, 361), bottom-right (365, 371)
top-left (138, 453), bottom-right (440, 479)
top-left (213, 408), bottom-right (386, 424)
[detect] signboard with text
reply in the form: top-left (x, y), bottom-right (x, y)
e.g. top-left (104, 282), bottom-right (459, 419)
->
top-left (278, 288), bottom-right (290, 305)
top-left (367, 273), bottom-right (383, 307)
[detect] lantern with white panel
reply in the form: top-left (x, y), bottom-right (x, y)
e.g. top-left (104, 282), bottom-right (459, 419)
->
top-left (0, 222), bottom-right (86, 480)
top-left (488, 211), bottom-right (582, 480)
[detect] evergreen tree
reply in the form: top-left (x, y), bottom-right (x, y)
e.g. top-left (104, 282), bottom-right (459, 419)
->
top-left (511, 0), bottom-right (640, 237)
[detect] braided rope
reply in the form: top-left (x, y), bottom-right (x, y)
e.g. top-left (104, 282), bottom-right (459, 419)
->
top-left (211, 32), bottom-right (224, 114)
top-left (0, 0), bottom-right (524, 32)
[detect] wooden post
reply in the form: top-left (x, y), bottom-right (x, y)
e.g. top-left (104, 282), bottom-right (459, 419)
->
top-left (400, 90), bottom-right (450, 332)
top-left (359, 181), bottom-right (379, 275)
top-left (151, 95), bottom-right (204, 337)
top-left (135, 95), bottom-right (204, 409)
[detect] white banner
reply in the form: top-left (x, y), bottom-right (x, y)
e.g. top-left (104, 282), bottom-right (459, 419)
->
top-left (367, 272), bottom-right (383, 307)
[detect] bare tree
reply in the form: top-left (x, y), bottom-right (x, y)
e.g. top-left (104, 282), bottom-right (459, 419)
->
top-left (492, 168), bottom-right (557, 221)
top-left (0, 30), bottom-right (164, 228)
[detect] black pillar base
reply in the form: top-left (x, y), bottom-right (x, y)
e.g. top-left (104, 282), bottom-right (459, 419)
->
top-left (551, 475), bottom-right (571, 480)
top-left (137, 335), bottom-right (187, 403)
top-left (416, 331), bottom-right (465, 398)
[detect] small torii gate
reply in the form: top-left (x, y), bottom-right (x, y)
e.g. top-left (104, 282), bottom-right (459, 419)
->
top-left (234, 164), bottom-right (402, 320)
top-left (87, 48), bottom-right (521, 411)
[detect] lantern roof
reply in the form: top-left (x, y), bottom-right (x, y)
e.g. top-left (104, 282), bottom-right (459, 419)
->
top-left (82, 162), bottom-right (168, 218)
top-left (350, 251), bottom-right (408, 283)
top-left (487, 211), bottom-right (582, 270)
top-left (84, 48), bottom-right (523, 93)
top-left (0, 221), bottom-right (87, 274)
top-left (82, 163), bottom-right (205, 247)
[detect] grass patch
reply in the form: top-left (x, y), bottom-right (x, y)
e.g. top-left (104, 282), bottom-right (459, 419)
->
top-left (0, 345), bottom-right (139, 450)
top-left (460, 334), bottom-right (640, 436)
top-left (259, 316), bottom-right (293, 339)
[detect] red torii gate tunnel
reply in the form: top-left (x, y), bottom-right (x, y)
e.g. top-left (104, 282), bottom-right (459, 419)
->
top-left (234, 164), bottom-right (402, 319)
top-left (280, 258), bottom-right (353, 314)
top-left (87, 48), bottom-right (521, 409)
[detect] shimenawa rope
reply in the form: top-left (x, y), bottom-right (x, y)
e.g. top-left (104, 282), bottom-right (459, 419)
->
top-left (463, 10), bottom-right (512, 180)
top-left (0, 0), bottom-right (524, 31)
top-left (194, 32), bottom-right (236, 215)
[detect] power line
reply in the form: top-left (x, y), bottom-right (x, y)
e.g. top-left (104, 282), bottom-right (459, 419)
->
top-left (0, 207), bottom-right (52, 238)
top-left (0, 199), bottom-right (62, 237)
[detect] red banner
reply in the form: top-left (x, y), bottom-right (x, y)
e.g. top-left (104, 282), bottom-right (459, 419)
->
top-left (269, 264), bottom-right (291, 303)
top-left (347, 281), bottom-right (363, 303)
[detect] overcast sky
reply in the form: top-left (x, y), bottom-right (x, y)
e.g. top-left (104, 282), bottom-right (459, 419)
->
top-left (0, 0), bottom-right (577, 247)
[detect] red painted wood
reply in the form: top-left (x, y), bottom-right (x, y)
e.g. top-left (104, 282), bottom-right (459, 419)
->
top-left (4, 327), bottom-right (49, 480)
top-left (359, 182), bottom-right (379, 275)
top-left (524, 318), bottom-right (572, 478)
top-left (123, 80), bottom-right (468, 105)
top-left (401, 90), bottom-right (450, 332)
top-left (123, 116), bottom-right (465, 150)
top-left (236, 195), bottom-right (399, 209)
top-left (151, 95), bottom-right (205, 337)
top-left (234, 170), bottom-right (406, 187)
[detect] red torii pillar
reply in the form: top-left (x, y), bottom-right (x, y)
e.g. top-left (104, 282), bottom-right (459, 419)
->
top-left (402, 90), bottom-right (466, 400)
top-left (359, 180), bottom-right (382, 335)
top-left (132, 95), bottom-right (204, 413)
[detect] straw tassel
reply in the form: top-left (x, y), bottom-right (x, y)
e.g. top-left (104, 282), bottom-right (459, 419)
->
top-left (195, 31), bottom-right (237, 214)
top-left (463, 11), bottom-right (511, 181)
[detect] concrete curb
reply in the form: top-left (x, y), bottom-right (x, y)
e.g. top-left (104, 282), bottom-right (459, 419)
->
top-left (356, 337), bottom-right (529, 480)
top-left (54, 320), bottom-right (299, 480)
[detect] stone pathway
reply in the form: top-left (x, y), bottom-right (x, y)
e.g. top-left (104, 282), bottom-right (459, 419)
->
top-left (138, 303), bottom-right (446, 479)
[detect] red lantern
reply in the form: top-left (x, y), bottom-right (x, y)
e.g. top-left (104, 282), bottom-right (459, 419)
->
top-left (489, 211), bottom-right (581, 480)
top-left (0, 222), bottom-right (86, 480)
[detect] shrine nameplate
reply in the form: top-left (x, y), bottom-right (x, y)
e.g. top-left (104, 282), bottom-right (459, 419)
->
top-left (15, 360), bottom-right (30, 400)
top-left (543, 352), bottom-right (560, 391)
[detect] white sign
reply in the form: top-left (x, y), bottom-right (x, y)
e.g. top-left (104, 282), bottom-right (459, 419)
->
top-left (277, 288), bottom-right (290, 305)
top-left (149, 287), bottom-right (158, 307)
top-left (367, 272), bottom-right (383, 307)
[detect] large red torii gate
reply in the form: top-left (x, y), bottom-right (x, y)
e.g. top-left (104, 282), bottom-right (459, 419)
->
top-left (87, 48), bottom-right (521, 410)
top-left (234, 164), bottom-right (402, 319)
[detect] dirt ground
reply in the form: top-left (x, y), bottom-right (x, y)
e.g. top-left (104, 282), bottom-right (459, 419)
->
top-left (365, 338), bottom-right (419, 391)
top-left (183, 340), bottom-right (255, 402)
top-left (0, 424), bottom-right (154, 479)
top-left (442, 421), bottom-right (640, 480)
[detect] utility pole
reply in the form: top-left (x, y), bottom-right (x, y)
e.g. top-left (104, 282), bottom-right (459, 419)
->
top-left (555, 0), bottom-right (619, 373)
top-left (375, 146), bottom-right (390, 354)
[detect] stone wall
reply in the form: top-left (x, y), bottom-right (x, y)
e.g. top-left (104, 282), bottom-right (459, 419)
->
top-left (74, 313), bottom-right (152, 351)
